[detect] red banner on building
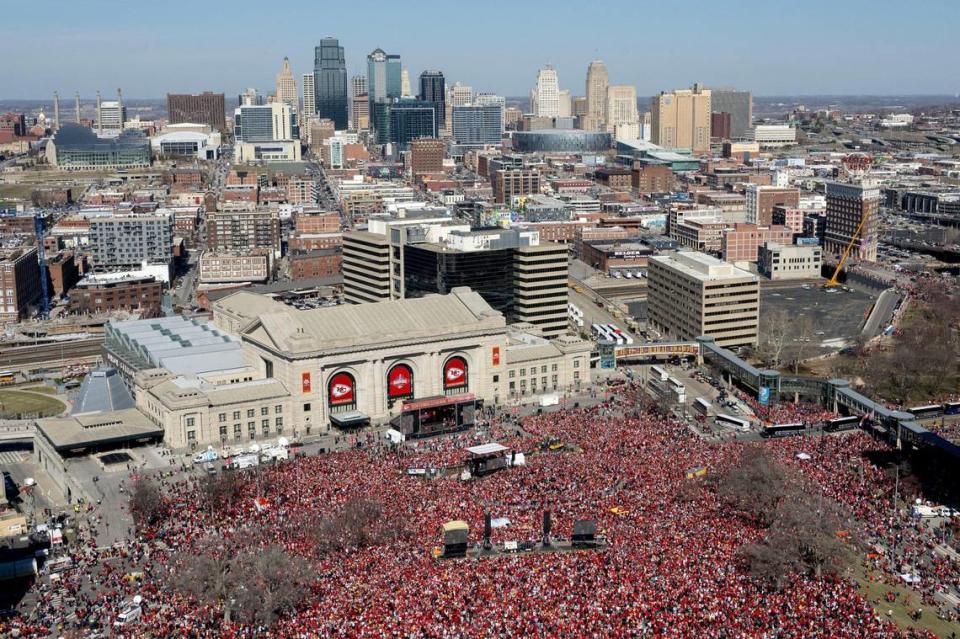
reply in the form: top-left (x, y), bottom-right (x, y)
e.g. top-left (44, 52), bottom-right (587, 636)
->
top-left (443, 356), bottom-right (468, 389)
top-left (387, 364), bottom-right (413, 398)
top-left (328, 372), bottom-right (355, 405)
top-left (492, 346), bottom-right (500, 366)
top-left (301, 372), bottom-right (311, 394)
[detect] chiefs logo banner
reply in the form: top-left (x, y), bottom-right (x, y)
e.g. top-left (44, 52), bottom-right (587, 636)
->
top-left (387, 364), bottom-right (413, 398)
top-left (301, 372), bottom-right (311, 393)
top-left (328, 372), bottom-right (355, 405)
top-left (443, 357), bottom-right (468, 389)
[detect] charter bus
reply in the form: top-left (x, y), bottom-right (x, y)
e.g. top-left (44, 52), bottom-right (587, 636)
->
top-left (945, 401), bottom-right (960, 416)
top-left (760, 422), bottom-right (806, 438)
top-left (908, 404), bottom-right (943, 420)
top-left (0, 370), bottom-right (15, 383)
top-left (650, 365), bottom-right (668, 382)
top-left (715, 414), bottom-right (750, 432)
top-left (823, 415), bottom-right (860, 433)
top-left (693, 397), bottom-right (711, 415)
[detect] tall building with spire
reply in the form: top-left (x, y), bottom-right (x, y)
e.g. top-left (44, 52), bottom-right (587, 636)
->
top-left (53, 91), bottom-right (61, 131)
top-left (530, 65), bottom-right (560, 118)
top-left (276, 57), bottom-right (298, 110)
top-left (74, 92), bottom-right (81, 123)
top-left (314, 37), bottom-right (349, 130)
top-left (584, 60), bottom-right (609, 131)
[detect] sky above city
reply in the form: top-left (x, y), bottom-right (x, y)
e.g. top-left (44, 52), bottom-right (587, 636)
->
top-left (3, 0), bottom-right (959, 100)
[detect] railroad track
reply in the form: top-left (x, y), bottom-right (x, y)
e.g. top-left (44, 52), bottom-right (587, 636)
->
top-left (0, 338), bottom-right (104, 371)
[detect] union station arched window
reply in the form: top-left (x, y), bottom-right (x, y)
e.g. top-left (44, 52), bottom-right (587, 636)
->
top-left (443, 356), bottom-right (468, 395)
top-left (327, 371), bottom-right (357, 413)
top-left (387, 363), bottom-right (414, 404)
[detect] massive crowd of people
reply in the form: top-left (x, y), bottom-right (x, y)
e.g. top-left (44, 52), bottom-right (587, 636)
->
top-left (4, 380), bottom-right (958, 638)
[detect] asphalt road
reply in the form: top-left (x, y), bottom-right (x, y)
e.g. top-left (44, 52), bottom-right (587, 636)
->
top-left (862, 288), bottom-right (902, 338)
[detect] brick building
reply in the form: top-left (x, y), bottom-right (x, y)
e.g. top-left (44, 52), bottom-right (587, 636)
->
top-left (0, 246), bottom-right (41, 322)
top-left (409, 138), bottom-right (445, 175)
top-left (721, 224), bottom-right (794, 263)
top-left (593, 167), bottom-right (632, 191)
top-left (289, 232), bottom-right (344, 252)
top-left (294, 211), bottom-right (340, 234)
top-left (47, 251), bottom-right (80, 297)
top-left (631, 164), bottom-right (675, 193)
top-left (198, 252), bottom-right (271, 284)
top-left (67, 273), bottom-right (163, 317)
top-left (744, 185), bottom-right (800, 226)
top-left (771, 205), bottom-right (804, 234)
top-left (290, 249), bottom-right (343, 280)
top-left (493, 169), bottom-right (541, 204)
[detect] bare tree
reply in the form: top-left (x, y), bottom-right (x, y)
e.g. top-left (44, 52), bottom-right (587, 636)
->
top-left (229, 545), bottom-right (313, 627)
top-left (305, 498), bottom-right (405, 554)
top-left (788, 315), bottom-right (817, 374)
top-left (741, 489), bottom-right (858, 589)
top-left (129, 477), bottom-right (164, 529)
top-left (757, 309), bottom-right (793, 369)
top-left (199, 471), bottom-right (245, 514)
top-left (166, 536), bottom-right (313, 627)
top-left (718, 446), bottom-right (789, 527)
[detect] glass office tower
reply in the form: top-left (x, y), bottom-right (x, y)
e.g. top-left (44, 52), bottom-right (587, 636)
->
top-left (367, 48), bottom-right (402, 143)
top-left (419, 70), bottom-right (446, 130)
top-left (314, 37), bottom-right (348, 129)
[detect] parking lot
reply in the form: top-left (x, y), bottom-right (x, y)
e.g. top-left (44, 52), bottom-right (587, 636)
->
top-left (761, 283), bottom-right (876, 353)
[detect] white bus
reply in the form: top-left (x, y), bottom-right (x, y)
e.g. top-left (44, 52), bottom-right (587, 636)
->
top-left (715, 414), bottom-right (751, 432)
top-left (650, 365), bottom-right (668, 382)
top-left (693, 397), bottom-right (711, 415)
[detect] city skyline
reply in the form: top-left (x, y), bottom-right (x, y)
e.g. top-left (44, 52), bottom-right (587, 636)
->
top-left (2, 0), bottom-right (959, 100)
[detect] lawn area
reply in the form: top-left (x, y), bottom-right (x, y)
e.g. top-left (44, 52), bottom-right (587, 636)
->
top-left (855, 567), bottom-right (960, 638)
top-left (19, 384), bottom-right (59, 395)
top-left (0, 389), bottom-right (66, 418)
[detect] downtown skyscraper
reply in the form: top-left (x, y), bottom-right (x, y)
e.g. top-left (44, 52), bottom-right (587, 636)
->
top-left (313, 37), bottom-right (348, 129)
top-left (419, 70), bottom-right (446, 129)
top-left (367, 48), bottom-right (402, 143)
top-left (530, 65), bottom-right (560, 118)
top-left (584, 60), bottom-right (609, 131)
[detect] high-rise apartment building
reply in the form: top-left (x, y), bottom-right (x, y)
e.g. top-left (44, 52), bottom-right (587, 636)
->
top-left (419, 71), bottom-right (446, 130)
top-left (710, 112), bottom-right (732, 140)
top-left (648, 252), bottom-right (759, 348)
top-left (452, 104), bottom-right (503, 146)
top-left (823, 181), bottom-right (879, 262)
top-left (401, 68), bottom-right (411, 97)
top-left (314, 38), bottom-right (348, 129)
top-left (409, 138), bottom-right (445, 174)
top-left (530, 66), bottom-right (560, 118)
top-left (367, 48), bottom-right (402, 143)
top-left (167, 92), bottom-right (227, 132)
top-left (650, 83), bottom-right (712, 154)
top-left (605, 85), bottom-right (639, 140)
top-left (206, 209), bottom-right (282, 257)
top-left (89, 213), bottom-right (173, 271)
top-left (275, 57), bottom-right (298, 110)
top-left (585, 60), bottom-right (609, 131)
top-left (709, 88), bottom-right (752, 139)
top-left (744, 185), bottom-right (801, 226)
top-left (301, 74), bottom-right (316, 118)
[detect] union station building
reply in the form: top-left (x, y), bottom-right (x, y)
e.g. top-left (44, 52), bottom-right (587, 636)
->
top-left (135, 288), bottom-right (592, 449)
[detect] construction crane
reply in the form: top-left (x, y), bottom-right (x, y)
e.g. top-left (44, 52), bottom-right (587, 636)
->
top-left (825, 207), bottom-right (871, 287)
top-left (34, 210), bottom-right (50, 319)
